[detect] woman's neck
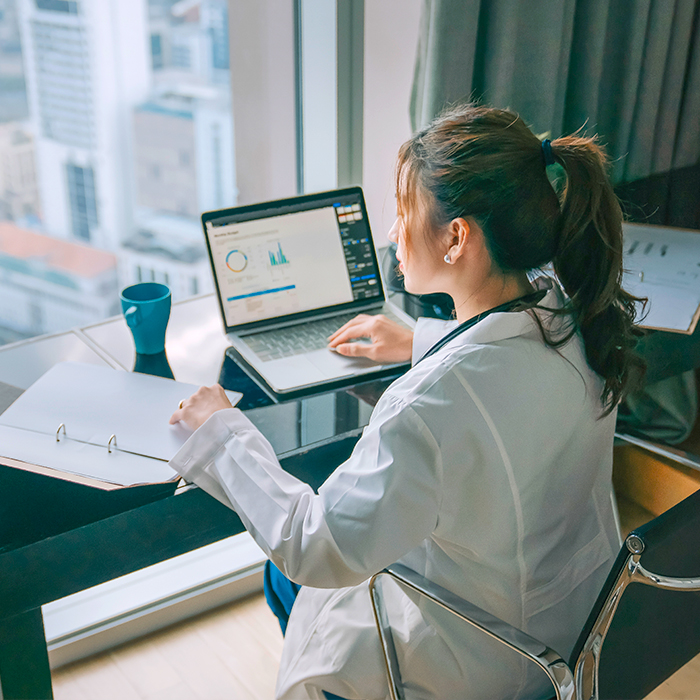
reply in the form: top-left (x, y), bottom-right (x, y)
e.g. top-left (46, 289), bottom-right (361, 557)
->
top-left (451, 272), bottom-right (535, 323)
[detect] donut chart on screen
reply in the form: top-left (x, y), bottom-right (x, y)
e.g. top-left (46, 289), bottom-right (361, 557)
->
top-left (226, 249), bottom-right (248, 272)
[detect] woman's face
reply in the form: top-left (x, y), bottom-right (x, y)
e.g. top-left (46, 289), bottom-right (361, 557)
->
top-left (388, 192), bottom-right (445, 296)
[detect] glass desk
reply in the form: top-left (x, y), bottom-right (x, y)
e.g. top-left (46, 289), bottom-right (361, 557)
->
top-left (80, 294), bottom-right (229, 387)
top-left (0, 294), bottom-right (402, 700)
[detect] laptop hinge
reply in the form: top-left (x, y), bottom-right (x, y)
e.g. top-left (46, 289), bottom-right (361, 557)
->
top-left (235, 302), bottom-right (386, 336)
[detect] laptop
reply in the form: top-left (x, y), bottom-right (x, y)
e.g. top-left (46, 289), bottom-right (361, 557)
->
top-left (202, 187), bottom-right (415, 395)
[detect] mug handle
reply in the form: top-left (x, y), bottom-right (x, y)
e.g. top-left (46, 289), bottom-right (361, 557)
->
top-left (124, 306), bottom-right (140, 328)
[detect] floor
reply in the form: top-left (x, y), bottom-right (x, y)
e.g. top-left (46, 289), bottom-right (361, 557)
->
top-left (52, 499), bottom-right (700, 700)
top-left (52, 594), bottom-right (283, 700)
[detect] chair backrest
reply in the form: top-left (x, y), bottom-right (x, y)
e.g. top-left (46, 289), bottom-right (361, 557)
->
top-left (569, 487), bottom-right (700, 700)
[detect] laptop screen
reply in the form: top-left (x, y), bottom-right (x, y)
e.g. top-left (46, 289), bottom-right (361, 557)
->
top-left (203, 189), bottom-right (383, 330)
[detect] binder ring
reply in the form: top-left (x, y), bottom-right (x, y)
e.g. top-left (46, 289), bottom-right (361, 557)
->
top-left (107, 434), bottom-right (117, 454)
top-left (56, 423), bottom-right (66, 442)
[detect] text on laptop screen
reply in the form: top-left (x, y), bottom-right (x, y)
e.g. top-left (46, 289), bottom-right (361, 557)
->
top-left (206, 199), bottom-right (382, 327)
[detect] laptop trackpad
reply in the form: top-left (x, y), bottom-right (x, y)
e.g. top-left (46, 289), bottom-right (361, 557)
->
top-left (307, 348), bottom-right (377, 377)
top-left (260, 355), bottom-right (323, 391)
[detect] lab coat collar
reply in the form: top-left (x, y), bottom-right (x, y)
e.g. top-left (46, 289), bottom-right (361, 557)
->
top-left (415, 277), bottom-right (569, 362)
top-left (462, 275), bottom-right (562, 343)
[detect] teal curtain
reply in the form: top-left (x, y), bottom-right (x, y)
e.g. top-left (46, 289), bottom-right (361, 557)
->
top-left (410, 0), bottom-right (700, 183)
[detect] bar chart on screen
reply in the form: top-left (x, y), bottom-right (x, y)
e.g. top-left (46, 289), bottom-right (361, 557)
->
top-left (268, 241), bottom-right (289, 267)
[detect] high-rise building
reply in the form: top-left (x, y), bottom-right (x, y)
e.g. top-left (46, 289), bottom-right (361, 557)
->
top-left (128, 86), bottom-right (233, 301)
top-left (150, 0), bottom-right (229, 86)
top-left (0, 122), bottom-right (41, 223)
top-left (132, 87), bottom-right (235, 219)
top-left (15, 0), bottom-right (151, 249)
top-left (0, 0), bottom-right (29, 124)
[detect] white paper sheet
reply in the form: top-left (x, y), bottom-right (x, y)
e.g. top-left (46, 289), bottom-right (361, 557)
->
top-left (0, 362), bottom-right (242, 486)
top-left (622, 223), bottom-right (700, 333)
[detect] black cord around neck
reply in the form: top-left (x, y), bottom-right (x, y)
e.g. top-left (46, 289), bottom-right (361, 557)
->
top-left (417, 288), bottom-right (547, 364)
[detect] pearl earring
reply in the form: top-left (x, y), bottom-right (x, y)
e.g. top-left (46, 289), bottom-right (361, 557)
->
top-left (444, 254), bottom-right (451, 264)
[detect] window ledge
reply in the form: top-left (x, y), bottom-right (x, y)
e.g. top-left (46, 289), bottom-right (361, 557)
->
top-left (43, 531), bottom-right (267, 669)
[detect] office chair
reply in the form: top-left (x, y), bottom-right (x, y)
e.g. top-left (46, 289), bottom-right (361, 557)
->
top-left (369, 487), bottom-right (700, 700)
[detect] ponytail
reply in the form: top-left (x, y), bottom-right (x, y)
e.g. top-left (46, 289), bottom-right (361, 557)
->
top-left (396, 105), bottom-right (645, 414)
top-left (549, 136), bottom-right (645, 413)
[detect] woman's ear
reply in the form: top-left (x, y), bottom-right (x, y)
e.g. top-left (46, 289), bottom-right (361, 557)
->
top-left (445, 218), bottom-right (471, 263)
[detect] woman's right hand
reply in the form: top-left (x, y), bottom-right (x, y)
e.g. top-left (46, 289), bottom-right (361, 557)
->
top-left (328, 314), bottom-right (414, 364)
top-left (169, 384), bottom-right (233, 431)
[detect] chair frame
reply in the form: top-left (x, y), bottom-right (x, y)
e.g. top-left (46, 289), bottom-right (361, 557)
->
top-left (369, 532), bottom-right (700, 700)
top-left (614, 431), bottom-right (700, 475)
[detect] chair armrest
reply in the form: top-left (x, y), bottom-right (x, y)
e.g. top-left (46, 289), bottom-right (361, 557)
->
top-left (633, 560), bottom-right (700, 591)
top-left (370, 563), bottom-right (575, 700)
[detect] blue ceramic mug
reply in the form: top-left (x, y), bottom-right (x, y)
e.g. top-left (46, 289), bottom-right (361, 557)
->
top-left (120, 283), bottom-right (172, 355)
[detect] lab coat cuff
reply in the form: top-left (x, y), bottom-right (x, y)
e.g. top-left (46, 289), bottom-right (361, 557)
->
top-left (411, 317), bottom-right (458, 364)
top-left (169, 408), bottom-right (253, 485)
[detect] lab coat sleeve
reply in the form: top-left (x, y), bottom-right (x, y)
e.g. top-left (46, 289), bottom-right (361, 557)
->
top-left (412, 317), bottom-right (457, 364)
top-left (169, 395), bottom-right (442, 589)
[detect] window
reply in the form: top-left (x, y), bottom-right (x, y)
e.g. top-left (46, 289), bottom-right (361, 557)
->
top-left (208, 2), bottom-right (228, 70)
top-left (171, 43), bottom-right (191, 69)
top-left (0, 0), bottom-right (418, 346)
top-left (211, 123), bottom-right (222, 208)
top-left (35, 0), bottom-right (78, 14)
top-left (32, 22), bottom-right (93, 148)
top-left (0, 0), bottom-right (244, 343)
top-left (150, 33), bottom-right (163, 69)
top-left (66, 163), bottom-right (97, 242)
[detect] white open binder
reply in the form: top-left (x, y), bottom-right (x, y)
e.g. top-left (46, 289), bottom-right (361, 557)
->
top-left (0, 361), bottom-right (241, 490)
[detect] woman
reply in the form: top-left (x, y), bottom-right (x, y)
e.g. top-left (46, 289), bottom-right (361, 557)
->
top-left (169, 105), bottom-right (642, 699)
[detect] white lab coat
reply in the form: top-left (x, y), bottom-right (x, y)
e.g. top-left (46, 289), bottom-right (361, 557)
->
top-left (169, 277), bottom-right (619, 700)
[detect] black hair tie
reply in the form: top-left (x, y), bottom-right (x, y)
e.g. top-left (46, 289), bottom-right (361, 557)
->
top-left (541, 138), bottom-right (555, 166)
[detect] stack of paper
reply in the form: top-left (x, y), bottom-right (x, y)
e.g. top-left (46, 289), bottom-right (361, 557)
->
top-left (622, 223), bottom-right (700, 334)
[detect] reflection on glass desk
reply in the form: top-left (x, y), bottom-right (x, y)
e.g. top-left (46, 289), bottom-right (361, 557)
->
top-left (82, 293), bottom-right (229, 386)
top-left (0, 330), bottom-right (122, 390)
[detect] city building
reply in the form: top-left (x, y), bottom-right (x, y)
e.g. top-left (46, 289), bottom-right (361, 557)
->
top-left (132, 87), bottom-right (235, 220)
top-left (149, 0), bottom-right (229, 86)
top-left (0, 221), bottom-right (119, 338)
top-left (0, 122), bottom-right (40, 223)
top-left (119, 211), bottom-right (214, 302)
top-left (2, 0), bottom-right (236, 342)
top-left (15, 0), bottom-right (151, 249)
top-left (0, 0), bottom-right (28, 123)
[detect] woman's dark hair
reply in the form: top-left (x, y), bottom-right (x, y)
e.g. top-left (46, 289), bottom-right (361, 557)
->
top-left (396, 104), bottom-right (644, 413)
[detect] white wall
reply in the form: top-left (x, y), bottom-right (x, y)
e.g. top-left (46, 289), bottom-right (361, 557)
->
top-left (363, 0), bottom-right (422, 245)
top-left (228, 1), bottom-right (297, 205)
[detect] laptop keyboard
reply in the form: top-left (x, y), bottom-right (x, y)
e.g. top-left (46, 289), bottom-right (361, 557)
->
top-left (242, 309), bottom-right (409, 362)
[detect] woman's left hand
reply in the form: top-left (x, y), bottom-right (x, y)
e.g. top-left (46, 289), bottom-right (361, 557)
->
top-left (169, 384), bottom-right (233, 431)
